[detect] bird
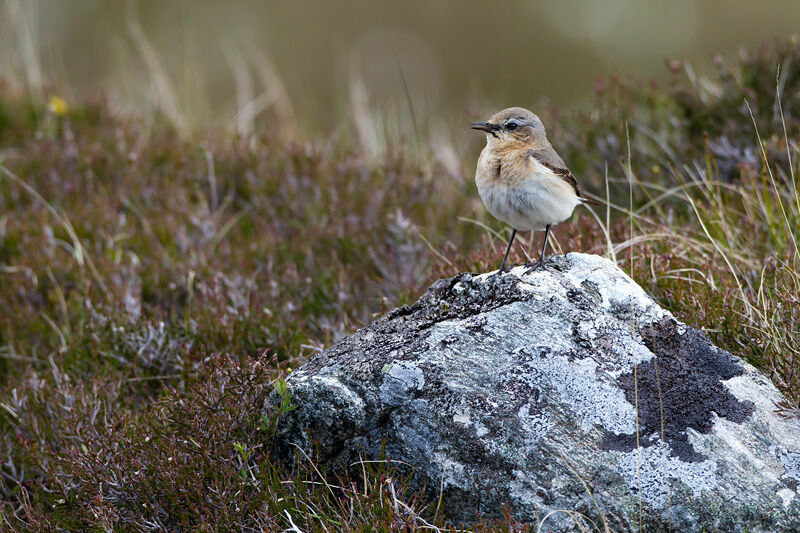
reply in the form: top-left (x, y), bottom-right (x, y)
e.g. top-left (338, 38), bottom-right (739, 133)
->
top-left (471, 107), bottom-right (593, 274)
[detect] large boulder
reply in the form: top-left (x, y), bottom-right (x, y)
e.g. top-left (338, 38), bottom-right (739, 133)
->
top-left (268, 253), bottom-right (800, 531)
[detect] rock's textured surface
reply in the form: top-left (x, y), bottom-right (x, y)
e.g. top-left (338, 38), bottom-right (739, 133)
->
top-left (268, 253), bottom-right (800, 531)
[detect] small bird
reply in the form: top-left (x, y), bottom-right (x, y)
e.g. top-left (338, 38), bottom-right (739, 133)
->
top-left (472, 107), bottom-right (593, 274)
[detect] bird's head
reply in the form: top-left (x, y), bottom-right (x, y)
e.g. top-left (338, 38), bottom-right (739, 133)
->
top-left (471, 107), bottom-right (547, 150)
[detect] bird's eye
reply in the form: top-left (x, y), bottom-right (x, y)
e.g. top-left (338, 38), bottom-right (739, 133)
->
top-left (507, 121), bottom-right (518, 131)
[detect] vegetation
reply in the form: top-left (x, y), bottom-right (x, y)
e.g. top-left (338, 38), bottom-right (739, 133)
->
top-left (0, 37), bottom-right (799, 530)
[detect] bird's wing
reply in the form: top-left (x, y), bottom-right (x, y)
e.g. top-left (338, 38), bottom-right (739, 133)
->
top-left (527, 147), bottom-right (599, 204)
top-left (527, 147), bottom-right (581, 197)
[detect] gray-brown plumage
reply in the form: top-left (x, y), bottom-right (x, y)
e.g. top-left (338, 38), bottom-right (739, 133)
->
top-left (471, 107), bottom-right (593, 273)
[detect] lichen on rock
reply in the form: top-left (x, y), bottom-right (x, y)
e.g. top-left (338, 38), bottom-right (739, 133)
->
top-left (268, 253), bottom-right (800, 531)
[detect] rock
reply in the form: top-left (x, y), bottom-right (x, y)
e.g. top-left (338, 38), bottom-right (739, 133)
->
top-left (268, 253), bottom-right (800, 531)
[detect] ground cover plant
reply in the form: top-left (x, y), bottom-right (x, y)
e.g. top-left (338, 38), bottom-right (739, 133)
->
top-left (0, 37), bottom-right (799, 530)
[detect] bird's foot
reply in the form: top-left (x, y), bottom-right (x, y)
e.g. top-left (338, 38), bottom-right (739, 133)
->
top-left (498, 261), bottom-right (526, 274)
top-left (523, 257), bottom-right (548, 275)
top-left (497, 261), bottom-right (520, 274)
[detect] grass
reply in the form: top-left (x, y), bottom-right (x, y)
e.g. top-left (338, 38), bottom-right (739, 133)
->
top-left (0, 36), bottom-right (799, 530)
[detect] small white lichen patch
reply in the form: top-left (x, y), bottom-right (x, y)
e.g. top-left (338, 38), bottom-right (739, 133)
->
top-left (778, 488), bottom-right (796, 509)
top-left (616, 441), bottom-right (719, 509)
top-left (379, 361), bottom-right (426, 405)
top-left (453, 405), bottom-right (471, 425)
top-left (722, 371), bottom-right (800, 455)
top-left (433, 451), bottom-right (469, 490)
top-left (384, 361), bottom-right (425, 389)
top-left (515, 269), bottom-right (567, 299)
top-left (305, 375), bottom-right (366, 409)
top-left (781, 452), bottom-right (800, 483)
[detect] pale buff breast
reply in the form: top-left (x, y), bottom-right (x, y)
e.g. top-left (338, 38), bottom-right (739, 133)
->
top-left (475, 148), bottom-right (579, 232)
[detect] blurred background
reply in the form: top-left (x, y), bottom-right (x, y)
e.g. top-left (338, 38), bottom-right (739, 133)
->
top-left (3, 0), bottom-right (800, 136)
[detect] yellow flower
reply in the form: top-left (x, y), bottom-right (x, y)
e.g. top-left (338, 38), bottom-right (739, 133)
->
top-left (47, 96), bottom-right (69, 116)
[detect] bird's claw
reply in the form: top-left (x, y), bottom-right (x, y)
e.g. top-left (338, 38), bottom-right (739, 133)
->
top-left (523, 258), bottom-right (548, 275)
top-left (498, 261), bottom-right (521, 274)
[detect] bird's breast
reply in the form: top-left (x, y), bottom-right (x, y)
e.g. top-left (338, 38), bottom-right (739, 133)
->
top-left (475, 152), bottom-right (579, 231)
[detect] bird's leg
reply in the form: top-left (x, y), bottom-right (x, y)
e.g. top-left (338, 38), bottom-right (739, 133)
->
top-left (524, 225), bottom-right (551, 274)
top-left (498, 228), bottom-right (517, 273)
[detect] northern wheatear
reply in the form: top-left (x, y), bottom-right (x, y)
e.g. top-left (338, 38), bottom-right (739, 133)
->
top-left (472, 107), bottom-right (593, 274)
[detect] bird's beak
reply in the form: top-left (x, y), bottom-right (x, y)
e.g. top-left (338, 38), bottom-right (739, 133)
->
top-left (471, 121), bottom-right (499, 137)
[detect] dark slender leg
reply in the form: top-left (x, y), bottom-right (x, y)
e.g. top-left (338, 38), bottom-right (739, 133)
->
top-left (539, 224), bottom-right (551, 259)
top-left (524, 224), bottom-right (551, 274)
top-left (498, 228), bottom-right (517, 273)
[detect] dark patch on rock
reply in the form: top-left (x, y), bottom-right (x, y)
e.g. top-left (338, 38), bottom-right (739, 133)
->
top-left (567, 287), bottom-right (596, 312)
top-left (601, 317), bottom-right (756, 462)
top-left (580, 279), bottom-right (603, 304)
